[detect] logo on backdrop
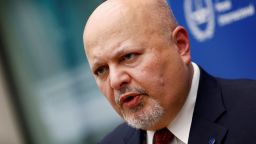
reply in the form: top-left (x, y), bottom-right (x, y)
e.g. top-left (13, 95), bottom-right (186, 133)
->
top-left (184, 0), bottom-right (215, 42)
top-left (184, 0), bottom-right (255, 42)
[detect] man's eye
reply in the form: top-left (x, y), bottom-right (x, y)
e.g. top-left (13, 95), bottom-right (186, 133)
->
top-left (94, 66), bottom-right (108, 76)
top-left (122, 53), bottom-right (136, 61)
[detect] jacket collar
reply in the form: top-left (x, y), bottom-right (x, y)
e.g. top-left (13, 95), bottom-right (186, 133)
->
top-left (188, 68), bottom-right (228, 144)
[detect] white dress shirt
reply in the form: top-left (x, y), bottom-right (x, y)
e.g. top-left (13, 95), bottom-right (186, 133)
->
top-left (147, 62), bottom-right (200, 144)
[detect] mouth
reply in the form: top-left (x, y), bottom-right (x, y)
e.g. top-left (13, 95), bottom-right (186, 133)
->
top-left (119, 93), bottom-right (142, 109)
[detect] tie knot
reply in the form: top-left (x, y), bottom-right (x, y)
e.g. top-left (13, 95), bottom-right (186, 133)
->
top-left (153, 128), bottom-right (174, 144)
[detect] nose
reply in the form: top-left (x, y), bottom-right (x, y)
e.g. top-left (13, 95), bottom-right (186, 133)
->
top-left (109, 66), bottom-right (131, 90)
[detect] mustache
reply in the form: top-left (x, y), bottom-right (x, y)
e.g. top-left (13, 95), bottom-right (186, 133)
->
top-left (115, 86), bottom-right (148, 104)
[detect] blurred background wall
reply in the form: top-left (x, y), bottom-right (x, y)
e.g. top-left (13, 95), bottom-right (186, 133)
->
top-left (168, 0), bottom-right (256, 79)
top-left (0, 0), bottom-right (121, 144)
top-left (0, 62), bottom-right (23, 144)
top-left (0, 0), bottom-right (255, 144)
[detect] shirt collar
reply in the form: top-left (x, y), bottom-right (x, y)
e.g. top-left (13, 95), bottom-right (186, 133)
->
top-left (147, 62), bottom-right (200, 144)
top-left (167, 62), bottom-right (200, 143)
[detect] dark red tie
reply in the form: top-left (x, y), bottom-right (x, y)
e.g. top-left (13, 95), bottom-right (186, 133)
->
top-left (153, 128), bottom-right (174, 144)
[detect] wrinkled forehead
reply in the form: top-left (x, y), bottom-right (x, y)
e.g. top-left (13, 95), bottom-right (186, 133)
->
top-left (84, 0), bottom-right (173, 67)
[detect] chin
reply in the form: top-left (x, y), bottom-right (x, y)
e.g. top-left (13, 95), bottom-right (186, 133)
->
top-left (122, 98), bottom-right (165, 129)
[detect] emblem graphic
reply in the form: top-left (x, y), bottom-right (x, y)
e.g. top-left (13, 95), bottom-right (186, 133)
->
top-left (184, 0), bottom-right (215, 42)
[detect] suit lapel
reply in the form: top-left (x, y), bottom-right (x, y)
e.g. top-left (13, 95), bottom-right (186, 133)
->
top-left (188, 117), bottom-right (228, 144)
top-left (188, 69), bottom-right (228, 144)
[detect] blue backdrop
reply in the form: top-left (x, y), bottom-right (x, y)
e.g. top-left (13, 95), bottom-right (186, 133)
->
top-left (167, 0), bottom-right (256, 79)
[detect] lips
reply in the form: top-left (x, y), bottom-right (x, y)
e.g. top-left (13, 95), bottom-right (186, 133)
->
top-left (119, 93), bottom-right (142, 109)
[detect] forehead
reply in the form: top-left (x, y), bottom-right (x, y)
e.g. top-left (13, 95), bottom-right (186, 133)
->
top-left (85, 15), bottom-right (162, 60)
top-left (84, 0), bottom-right (168, 68)
top-left (85, 24), bottom-right (153, 67)
top-left (84, 0), bottom-right (164, 50)
top-left (86, 35), bottom-right (143, 65)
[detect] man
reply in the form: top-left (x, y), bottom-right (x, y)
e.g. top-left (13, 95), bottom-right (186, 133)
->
top-left (83, 0), bottom-right (256, 143)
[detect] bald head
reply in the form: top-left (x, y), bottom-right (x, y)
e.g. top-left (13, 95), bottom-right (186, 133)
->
top-left (83, 0), bottom-right (177, 51)
top-left (83, 0), bottom-right (192, 130)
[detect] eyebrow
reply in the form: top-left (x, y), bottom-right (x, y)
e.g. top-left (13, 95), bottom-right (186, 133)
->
top-left (110, 42), bottom-right (140, 58)
top-left (111, 47), bottom-right (127, 58)
top-left (91, 43), bottom-right (139, 71)
top-left (91, 59), bottom-right (104, 72)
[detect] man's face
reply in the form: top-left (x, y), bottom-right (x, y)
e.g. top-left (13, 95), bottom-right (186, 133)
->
top-left (85, 25), bottom-right (191, 130)
top-left (84, 1), bottom-right (192, 130)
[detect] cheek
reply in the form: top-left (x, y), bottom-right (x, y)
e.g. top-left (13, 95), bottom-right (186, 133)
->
top-left (143, 57), bottom-right (165, 81)
top-left (136, 60), bottom-right (167, 93)
top-left (97, 80), bottom-right (120, 110)
top-left (98, 80), bottom-right (112, 100)
top-left (134, 55), bottom-right (178, 104)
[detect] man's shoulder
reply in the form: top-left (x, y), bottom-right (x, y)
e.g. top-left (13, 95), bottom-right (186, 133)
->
top-left (190, 70), bottom-right (256, 143)
top-left (216, 78), bottom-right (256, 109)
top-left (200, 68), bottom-right (256, 100)
top-left (99, 122), bottom-right (139, 144)
top-left (218, 78), bottom-right (256, 88)
top-left (216, 78), bottom-right (256, 99)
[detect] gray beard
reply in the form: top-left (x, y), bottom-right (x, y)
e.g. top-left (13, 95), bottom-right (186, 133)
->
top-left (121, 98), bottom-right (164, 129)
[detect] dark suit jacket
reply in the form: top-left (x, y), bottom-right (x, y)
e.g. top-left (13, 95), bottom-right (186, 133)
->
top-left (99, 69), bottom-right (256, 144)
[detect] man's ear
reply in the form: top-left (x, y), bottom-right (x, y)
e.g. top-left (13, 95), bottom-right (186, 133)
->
top-left (172, 26), bottom-right (191, 64)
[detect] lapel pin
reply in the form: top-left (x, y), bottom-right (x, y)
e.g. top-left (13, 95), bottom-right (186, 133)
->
top-left (209, 137), bottom-right (216, 144)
